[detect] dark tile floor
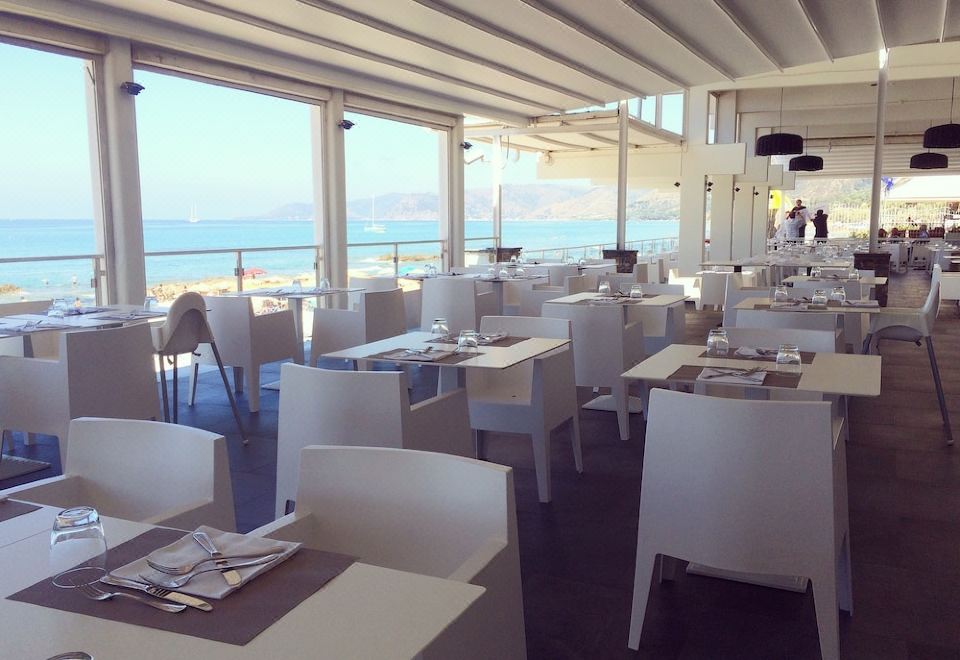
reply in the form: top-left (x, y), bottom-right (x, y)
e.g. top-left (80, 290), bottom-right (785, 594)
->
top-left (2, 270), bottom-right (957, 659)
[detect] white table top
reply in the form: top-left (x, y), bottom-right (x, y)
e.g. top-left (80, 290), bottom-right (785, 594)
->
top-left (324, 331), bottom-right (569, 370)
top-left (234, 287), bottom-right (363, 299)
top-left (542, 292), bottom-right (688, 307)
top-left (783, 275), bottom-right (888, 286)
top-left (0, 501), bottom-right (61, 549)
top-left (622, 343), bottom-right (882, 397)
top-left (702, 258), bottom-right (853, 268)
top-left (0, 305), bottom-right (165, 334)
top-left (0, 515), bottom-right (483, 660)
top-left (733, 296), bottom-right (886, 314)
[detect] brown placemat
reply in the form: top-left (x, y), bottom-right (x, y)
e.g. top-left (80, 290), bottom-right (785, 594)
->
top-left (574, 296), bottom-right (653, 305)
top-left (425, 335), bottom-right (530, 348)
top-left (666, 365), bottom-right (801, 389)
top-left (753, 300), bottom-right (842, 311)
top-left (8, 527), bottom-right (355, 646)
top-left (697, 349), bottom-right (815, 364)
top-left (367, 349), bottom-right (482, 365)
top-left (0, 500), bottom-right (40, 522)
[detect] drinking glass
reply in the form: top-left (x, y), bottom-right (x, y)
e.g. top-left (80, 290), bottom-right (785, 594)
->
top-left (487, 266), bottom-right (496, 277)
top-left (50, 507), bottom-right (107, 588)
top-left (318, 277), bottom-right (331, 292)
top-left (849, 269), bottom-right (861, 281)
top-left (290, 279), bottom-right (303, 294)
top-left (143, 295), bottom-right (158, 311)
top-left (706, 328), bottom-right (730, 356)
top-left (48, 298), bottom-right (69, 318)
top-left (430, 318), bottom-right (449, 338)
top-left (772, 285), bottom-right (789, 303)
top-left (811, 289), bottom-right (828, 306)
top-left (597, 281), bottom-right (612, 295)
top-left (457, 330), bottom-right (479, 353)
top-left (830, 286), bottom-right (846, 303)
top-left (565, 255), bottom-right (575, 265)
top-left (515, 267), bottom-right (525, 277)
top-left (510, 256), bottom-right (518, 264)
top-left (425, 264), bottom-right (437, 277)
top-left (776, 343), bottom-right (802, 374)
top-left (810, 266), bottom-right (822, 278)
top-left (498, 267), bottom-right (510, 279)
top-left (629, 284), bottom-right (644, 299)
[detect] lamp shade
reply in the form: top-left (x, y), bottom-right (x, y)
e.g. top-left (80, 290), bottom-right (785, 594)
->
top-left (910, 152), bottom-right (948, 169)
top-left (788, 154), bottom-right (824, 171)
top-left (923, 123), bottom-right (960, 149)
top-left (755, 132), bottom-right (804, 156)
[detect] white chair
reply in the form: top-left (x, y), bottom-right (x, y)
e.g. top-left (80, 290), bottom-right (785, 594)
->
top-left (734, 309), bottom-right (845, 353)
top-left (419, 277), bottom-right (495, 334)
top-left (542, 302), bottom-right (645, 441)
top-left (2, 417), bottom-right (235, 531)
top-left (721, 327), bottom-right (838, 354)
top-left (547, 265), bottom-right (580, 285)
top-left (864, 265), bottom-right (951, 444)
top-left (519, 275), bottom-right (586, 317)
top-left (309, 288), bottom-right (406, 366)
top-left (467, 316), bottom-right (582, 503)
top-left (668, 268), bottom-right (701, 305)
top-left (638, 282), bottom-right (685, 296)
top-left (598, 272), bottom-right (640, 295)
top-left (697, 272), bottom-right (729, 311)
top-left (628, 390), bottom-right (850, 660)
top-left (152, 292), bottom-right (245, 441)
top-left (191, 295), bottom-right (299, 413)
top-left (275, 363), bottom-right (473, 517)
top-left (0, 323), bottom-right (161, 463)
top-left (253, 446), bottom-right (526, 660)
top-left (632, 262), bottom-right (653, 283)
top-left (721, 273), bottom-right (770, 327)
top-left (940, 271), bottom-right (960, 313)
top-left (348, 275), bottom-right (398, 292)
top-left (0, 300), bottom-right (57, 358)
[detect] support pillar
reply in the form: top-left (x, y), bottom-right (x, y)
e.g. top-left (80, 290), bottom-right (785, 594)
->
top-left (314, 91), bottom-right (347, 287)
top-left (439, 116), bottom-right (465, 269)
top-left (869, 50), bottom-right (889, 252)
top-left (616, 100), bottom-right (628, 249)
top-left (492, 135), bottom-right (502, 247)
top-left (752, 186), bottom-right (770, 256)
top-left (709, 175), bottom-right (734, 261)
top-left (731, 185), bottom-right (754, 259)
top-left (678, 170), bottom-right (707, 275)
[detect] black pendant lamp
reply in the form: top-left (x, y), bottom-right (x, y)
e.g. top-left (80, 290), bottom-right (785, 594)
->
top-left (910, 152), bottom-right (948, 169)
top-left (789, 127), bottom-right (824, 171)
top-left (755, 88), bottom-right (804, 156)
top-left (924, 78), bottom-right (960, 148)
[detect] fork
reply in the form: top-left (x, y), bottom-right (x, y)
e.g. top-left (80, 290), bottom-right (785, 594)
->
top-left (146, 547), bottom-right (285, 574)
top-left (143, 552), bottom-right (283, 587)
top-left (76, 582), bottom-right (186, 612)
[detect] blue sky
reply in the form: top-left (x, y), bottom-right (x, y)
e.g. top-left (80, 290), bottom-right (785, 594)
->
top-left (0, 42), bottom-right (546, 220)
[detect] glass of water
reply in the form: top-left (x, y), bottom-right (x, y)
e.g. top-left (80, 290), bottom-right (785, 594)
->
top-left (143, 295), bottom-right (158, 311)
top-left (290, 279), bottom-right (303, 294)
top-left (457, 330), bottom-right (479, 353)
top-left (48, 298), bottom-right (69, 318)
top-left (849, 269), bottom-right (861, 281)
top-left (318, 277), bottom-right (331, 292)
top-left (706, 328), bottom-right (730, 356)
top-left (629, 284), bottom-right (644, 299)
top-left (810, 266), bottom-right (822, 278)
top-left (773, 285), bottom-right (789, 303)
top-left (50, 507), bottom-right (107, 588)
top-left (597, 280), bottom-right (612, 295)
top-left (776, 343), bottom-right (802, 374)
top-left (430, 317), bottom-right (449, 338)
top-left (830, 286), bottom-right (846, 303)
top-left (812, 289), bottom-right (828, 306)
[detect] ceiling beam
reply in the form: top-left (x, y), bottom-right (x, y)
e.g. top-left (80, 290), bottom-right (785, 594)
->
top-left (581, 132), bottom-right (619, 146)
top-left (408, 0), bottom-right (652, 98)
top-left (795, 0), bottom-right (834, 61)
top-left (524, 135), bottom-right (591, 150)
top-left (294, 0), bottom-right (605, 107)
top-left (711, 0), bottom-right (784, 71)
top-left (169, 0), bottom-right (561, 113)
top-left (466, 122), bottom-right (622, 137)
top-left (618, 0), bottom-right (736, 82)
top-left (516, 0), bottom-right (690, 89)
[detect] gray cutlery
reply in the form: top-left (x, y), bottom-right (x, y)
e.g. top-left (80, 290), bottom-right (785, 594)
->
top-left (193, 532), bottom-right (242, 586)
top-left (101, 574), bottom-right (213, 611)
top-left (146, 546), bottom-right (286, 575)
top-left (76, 582), bottom-right (186, 612)
top-left (140, 552), bottom-right (283, 588)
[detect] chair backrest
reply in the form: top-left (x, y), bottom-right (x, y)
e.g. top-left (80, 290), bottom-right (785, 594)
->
top-left (544, 302), bottom-right (639, 385)
top-left (699, 272), bottom-right (729, 307)
top-left (479, 315), bottom-right (571, 340)
top-left (548, 265), bottom-right (579, 285)
top-left (292, 446), bottom-right (514, 579)
top-left (0, 299), bottom-right (51, 315)
top-left (349, 276), bottom-right (398, 292)
top-left (154, 291), bottom-right (214, 355)
top-left (362, 288), bottom-right (407, 342)
top-left (789, 280), bottom-right (862, 302)
top-left (640, 283), bottom-right (685, 296)
top-left (62, 324), bottom-right (161, 424)
top-left (419, 277), bottom-right (480, 334)
top-left (641, 389), bottom-right (835, 577)
top-left (66, 417), bottom-right (234, 529)
top-left (599, 273), bottom-right (640, 294)
top-left (276, 363), bottom-right (407, 517)
top-left (565, 275), bottom-right (587, 294)
top-left (202, 296), bottom-right (254, 356)
top-left (921, 265), bottom-right (943, 333)
top-left (0, 300), bottom-right (54, 357)
top-left (721, 327), bottom-right (838, 353)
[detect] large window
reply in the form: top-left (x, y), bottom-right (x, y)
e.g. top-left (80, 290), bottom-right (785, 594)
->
top-left (134, 70), bottom-right (314, 300)
top-left (661, 93), bottom-right (685, 135)
top-left (0, 43), bottom-right (97, 304)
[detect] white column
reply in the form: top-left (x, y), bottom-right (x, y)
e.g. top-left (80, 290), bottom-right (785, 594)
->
top-left (710, 175), bottom-right (734, 261)
top-left (492, 135), bottom-right (502, 247)
top-left (314, 91), bottom-right (347, 286)
top-left (869, 50), bottom-right (889, 252)
top-left (752, 186), bottom-right (770, 255)
top-left (678, 170), bottom-right (706, 274)
top-left (439, 117), bottom-right (465, 269)
top-left (96, 38), bottom-right (146, 304)
top-left (85, 59), bottom-right (111, 303)
top-left (616, 100), bottom-right (628, 249)
top-left (731, 185), bottom-right (754, 259)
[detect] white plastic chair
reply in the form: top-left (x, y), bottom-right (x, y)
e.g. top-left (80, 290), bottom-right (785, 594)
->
top-left (542, 301), bottom-right (645, 441)
top-left (697, 272), bottom-right (729, 311)
top-left (598, 272), bottom-right (640, 295)
top-left (628, 390), bottom-right (850, 660)
top-left (275, 362), bottom-right (473, 517)
top-left (467, 316), bottom-right (582, 503)
top-left (735, 309), bottom-right (845, 353)
top-left (721, 273), bottom-right (770, 327)
top-left (419, 277), bottom-right (494, 334)
top-left (253, 446), bottom-right (526, 660)
top-left (668, 268), bottom-right (701, 306)
top-left (547, 265), bottom-right (580, 286)
top-left (2, 417), bottom-right (235, 531)
top-left (309, 288), bottom-right (406, 365)
top-left (191, 295), bottom-right (299, 413)
top-left (152, 292), bottom-right (245, 442)
top-left (638, 282), bottom-right (685, 296)
top-left (0, 323), bottom-right (161, 463)
top-left (632, 262), bottom-right (653, 283)
top-left (864, 265), bottom-right (951, 444)
top-left (519, 275), bottom-right (586, 316)
top-left (0, 300), bottom-right (57, 359)
top-left (720, 327), bottom-right (838, 354)
top-left (348, 275), bottom-right (398, 292)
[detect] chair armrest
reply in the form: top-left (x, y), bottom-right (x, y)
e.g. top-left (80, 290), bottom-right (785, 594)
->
top-left (143, 498), bottom-right (235, 533)
top-left (246, 510), bottom-right (317, 541)
top-left (310, 308), bottom-right (362, 359)
top-left (408, 388), bottom-right (473, 457)
top-left (251, 309), bottom-right (299, 359)
top-left (448, 537), bottom-right (508, 583)
top-left (868, 309), bottom-right (922, 334)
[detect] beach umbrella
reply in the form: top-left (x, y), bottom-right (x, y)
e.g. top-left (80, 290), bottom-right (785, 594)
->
top-left (243, 267), bottom-right (267, 278)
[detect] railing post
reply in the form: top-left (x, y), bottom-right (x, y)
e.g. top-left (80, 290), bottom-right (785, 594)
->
top-left (393, 243), bottom-right (399, 277)
top-left (234, 251), bottom-right (244, 292)
top-left (91, 256), bottom-right (103, 306)
top-left (314, 246), bottom-right (323, 287)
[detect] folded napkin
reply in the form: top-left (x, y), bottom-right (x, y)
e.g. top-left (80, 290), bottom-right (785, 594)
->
top-left (734, 346), bottom-right (779, 359)
top-left (477, 331), bottom-right (508, 345)
top-left (842, 300), bottom-right (880, 307)
top-left (0, 320), bottom-right (72, 333)
top-left (379, 347), bottom-right (456, 362)
top-left (769, 301), bottom-right (803, 309)
top-left (590, 296), bottom-right (621, 305)
top-left (95, 310), bottom-right (166, 321)
top-left (697, 367), bottom-right (767, 385)
top-left (112, 526), bottom-right (300, 600)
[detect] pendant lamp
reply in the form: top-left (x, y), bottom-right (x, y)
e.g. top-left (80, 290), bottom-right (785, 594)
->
top-left (755, 89), bottom-right (803, 156)
top-left (924, 78), bottom-right (960, 148)
top-left (788, 127), bottom-right (824, 171)
top-left (910, 152), bottom-right (948, 169)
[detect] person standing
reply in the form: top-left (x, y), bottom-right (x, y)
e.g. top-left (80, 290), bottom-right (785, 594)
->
top-left (812, 209), bottom-right (829, 240)
top-left (784, 199), bottom-right (810, 240)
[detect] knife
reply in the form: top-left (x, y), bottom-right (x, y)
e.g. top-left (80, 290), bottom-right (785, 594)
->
top-left (100, 575), bottom-right (213, 612)
top-left (193, 531), bottom-right (242, 586)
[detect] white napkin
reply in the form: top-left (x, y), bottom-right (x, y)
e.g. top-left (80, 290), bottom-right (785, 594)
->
top-left (733, 346), bottom-right (779, 359)
top-left (380, 347), bottom-right (457, 362)
top-left (769, 301), bottom-right (803, 309)
top-left (111, 526), bottom-right (300, 600)
top-left (478, 331), bottom-right (508, 345)
top-left (697, 367), bottom-right (767, 385)
top-left (590, 296), bottom-right (620, 305)
top-left (842, 300), bottom-right (880, 307)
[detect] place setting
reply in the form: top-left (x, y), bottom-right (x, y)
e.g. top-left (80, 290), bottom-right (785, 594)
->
top-left (369, 323), bottom-right (486, 364)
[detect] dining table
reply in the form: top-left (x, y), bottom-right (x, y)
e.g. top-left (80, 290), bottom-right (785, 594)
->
top-left (0, 509), bottom-right (486, 660)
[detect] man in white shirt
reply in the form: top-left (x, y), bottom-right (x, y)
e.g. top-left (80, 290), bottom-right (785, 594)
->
top-left (784, 199), bottom-right (810, 239)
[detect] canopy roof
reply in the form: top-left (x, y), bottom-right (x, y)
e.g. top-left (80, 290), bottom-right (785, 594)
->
top-left (887, 175), bottom-right (960, 201)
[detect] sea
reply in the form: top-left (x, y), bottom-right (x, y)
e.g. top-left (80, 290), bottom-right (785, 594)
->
top-left (0, 218), bottom-right (679, 302)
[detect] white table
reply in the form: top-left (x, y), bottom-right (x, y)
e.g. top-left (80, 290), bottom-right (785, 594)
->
top-left (783, 275), bottom-right (887, 287)
top-left (0, 514), bottom-right (485, 660)
top-left (732, 296), bottom-right (885, 315)
top-left (0, 501), bottom-right (61, 549)
top-left (324, 331), bottom-right (569, 392)
top-left (460, 274), bottom-right (547, 315)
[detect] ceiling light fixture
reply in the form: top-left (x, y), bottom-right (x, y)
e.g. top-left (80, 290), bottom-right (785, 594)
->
top-left (924, 78), bottom-right (960, 148)
top-left (755, 88), bottom-right (803, 156)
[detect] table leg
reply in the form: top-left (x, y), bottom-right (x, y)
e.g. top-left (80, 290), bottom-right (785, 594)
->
top-left (493, 282), bottom-right (504, 316)
top-left (290, 299), bottom-right (305, 365)
top-left (437, 366), bottom-right (465, 394)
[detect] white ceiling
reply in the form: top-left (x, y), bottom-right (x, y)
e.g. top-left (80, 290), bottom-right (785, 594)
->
top-left (2, 0), bottom-right (959, 123)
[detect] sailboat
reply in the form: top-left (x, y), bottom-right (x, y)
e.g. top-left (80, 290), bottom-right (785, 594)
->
top-left (363, 195), bottom-right (385, 233)
top-left (188, 204), bottom-right (199, 224)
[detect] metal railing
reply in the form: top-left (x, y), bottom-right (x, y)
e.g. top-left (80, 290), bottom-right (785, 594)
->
top-left (0, 253), bottom-right (106, 304)
top-left (346, 238), bottom-right (446, 277)
top-left (522, 237), bottom-right (680, 262)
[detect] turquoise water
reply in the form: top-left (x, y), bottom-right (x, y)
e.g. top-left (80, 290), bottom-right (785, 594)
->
top-left (0, 218), bottom-right (678, 300)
